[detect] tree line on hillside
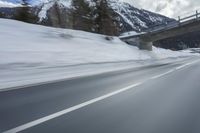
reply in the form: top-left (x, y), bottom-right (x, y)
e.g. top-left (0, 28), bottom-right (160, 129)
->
top-left (14, 0), bottom-right (38, 23)
top-left (14, 0), bottom-right (120, 36)
top-left (71, 0), bottom-right (119, 35)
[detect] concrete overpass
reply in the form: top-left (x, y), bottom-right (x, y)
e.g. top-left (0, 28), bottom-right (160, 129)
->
top-left (120, 11), bottom-right (200, 51)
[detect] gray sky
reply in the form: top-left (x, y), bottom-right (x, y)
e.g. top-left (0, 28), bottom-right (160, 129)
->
top-left (4, 0), bottom-right (200, 19)
top-left (120, 0), bottom-right (200, 18)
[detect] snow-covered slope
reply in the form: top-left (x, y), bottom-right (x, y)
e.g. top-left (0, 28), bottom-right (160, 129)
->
top-left (0, 18), bottom-right (196, 89)
top-left (0, 18), bottom-right (191, 66)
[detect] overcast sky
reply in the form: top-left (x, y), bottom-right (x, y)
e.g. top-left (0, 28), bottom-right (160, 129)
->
top-left (3, 0), bottom-right (200, 18)
top-left (121, 0), bottom-right (200, 18)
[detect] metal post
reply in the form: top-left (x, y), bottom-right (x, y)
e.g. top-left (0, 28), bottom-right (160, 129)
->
top-left (196, 10), bottom-right (199, 18)
top-left (178, 16), bottom-right (181, 24)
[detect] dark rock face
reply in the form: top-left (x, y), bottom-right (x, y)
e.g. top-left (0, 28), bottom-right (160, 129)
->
top-left (154, 31), bottom-right (200, 50)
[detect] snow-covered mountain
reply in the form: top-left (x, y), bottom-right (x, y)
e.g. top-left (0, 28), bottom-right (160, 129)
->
top-left (0, 0), bottom-right (174, 32)
top-left (108, 0), bottom-right (172, 32)
top-left (35, 0), bottom-right (173, 32)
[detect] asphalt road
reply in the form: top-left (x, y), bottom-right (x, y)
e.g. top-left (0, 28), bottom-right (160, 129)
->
top-left (0, 57), bottom-right (200, 133)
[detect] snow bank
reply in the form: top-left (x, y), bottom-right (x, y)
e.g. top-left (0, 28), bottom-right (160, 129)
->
top-left (0, 18), bottom-right (193, 66)
top-left (181, 48), bottom-right (200, 54)
top-left (0, 18), bottom-right (197, 89)
top-left (0, 19), bottom-right (147, 67)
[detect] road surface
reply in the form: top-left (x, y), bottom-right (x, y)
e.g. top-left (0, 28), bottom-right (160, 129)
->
top-left (0, 57), bottom-right (200, 133)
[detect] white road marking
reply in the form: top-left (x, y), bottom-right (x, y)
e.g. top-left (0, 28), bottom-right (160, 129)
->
top-left (3, 82), bottom-right (142, 133)
top-left (150, 70), bottom-right (174, 79)
top-left (151, 59), bottom-right (200, 80)
top-left (3, 59), bottom-right (200, 133)
top-left (176, 60), bottom-right (200, 70)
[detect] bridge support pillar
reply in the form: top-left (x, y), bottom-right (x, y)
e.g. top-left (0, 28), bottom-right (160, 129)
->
top-left (139, 39), bottom-right (153, 51)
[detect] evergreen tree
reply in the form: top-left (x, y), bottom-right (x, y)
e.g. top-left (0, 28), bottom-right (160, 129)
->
top-left (94, 0), bottom-right (119, 36)
top-left (14, 0), bottom-right (38, 23)
top-left (0, 12), bottom-right (4, 18)
top-left (49, 1), bottom-right (63, 27)
top-left (71, 0), bottom-right (95, 32)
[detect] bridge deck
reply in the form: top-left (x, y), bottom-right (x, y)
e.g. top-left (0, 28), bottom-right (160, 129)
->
top-left (120, 11), bottom-right (200, 42)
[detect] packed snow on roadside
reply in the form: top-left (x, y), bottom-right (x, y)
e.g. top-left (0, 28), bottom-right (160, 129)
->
top-left (0, 18), bottom-right (197, 89)
top-left (181, 48), bottom-right (200, 54)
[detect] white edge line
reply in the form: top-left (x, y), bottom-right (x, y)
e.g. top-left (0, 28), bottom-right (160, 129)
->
top-left (151, 59), bottom-right (200, 80)
top-left (3, 82), bottom-right (142, 133)
top-left (150, 70), bottom-right (174, 79)
top-left (176, 60), bottom-right (199, 70)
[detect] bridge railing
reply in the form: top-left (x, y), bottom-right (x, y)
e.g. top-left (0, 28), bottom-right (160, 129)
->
top-left (178, 10), bottom-right (200, 22)
top-left (142, 20), bottom-right (178, 33)
top-left (142, 10), bottom-right (200, 33)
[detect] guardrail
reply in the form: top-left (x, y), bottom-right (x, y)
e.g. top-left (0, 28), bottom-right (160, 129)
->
top-left (142, 10), bottom-right (200, 33)
top-left (178, 10), bottom-right (200, 22)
